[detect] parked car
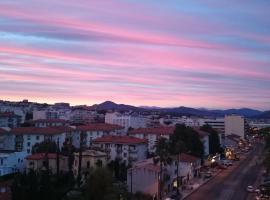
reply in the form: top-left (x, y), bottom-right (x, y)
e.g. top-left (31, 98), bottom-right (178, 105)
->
top-left (218, 165), bottom-right (227, 170)
top-left (222, 160), bottom-right (233, 166)
top-left (205, 172), bottom-right (212, 178)
top-left (247, 186), bottom-right (254, 192)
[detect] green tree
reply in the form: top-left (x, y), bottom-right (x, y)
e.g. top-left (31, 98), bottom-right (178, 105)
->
top-left (155, 138), bottom-right (172, 200)
top-left (85, 168), bottom-right (118, 200)
top-left (170, 124), bottom-right (204, 158)
top-left (200, 125), bottom-right (221, 154)
top-left (32, 140), bottom-right (58, 154)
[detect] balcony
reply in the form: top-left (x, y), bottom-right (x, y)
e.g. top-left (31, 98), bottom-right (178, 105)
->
top-left (128, 148), bottom-right (138, 154)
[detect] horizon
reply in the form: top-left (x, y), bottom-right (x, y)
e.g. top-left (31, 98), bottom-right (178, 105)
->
top-left (0, 98), bottom-right (268, 112)
top-left (1, 1), bottom-right (270, 110)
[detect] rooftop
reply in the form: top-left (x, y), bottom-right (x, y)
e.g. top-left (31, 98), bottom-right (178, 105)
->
top-left (93, 135), bottom-right (147, 145)
top-left (11, 126), bottom-right (73, 135)
top-left (129, 127), bottom-right (175, 136)
top-left (77, 123), bottom-right (123, 132)
top-left (180, 153), bottom-right (200, 163)
top-left (30, 119), bottom-right (68, 123)
top-left (26, 153), bottom-right (59, 160)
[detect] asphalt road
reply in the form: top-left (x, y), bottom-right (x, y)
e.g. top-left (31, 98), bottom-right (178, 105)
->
top-left (185, 142), bottom-right (264, 200)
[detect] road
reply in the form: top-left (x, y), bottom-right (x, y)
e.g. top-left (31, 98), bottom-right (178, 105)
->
top-left (185, 142), bottom-right (264, 200)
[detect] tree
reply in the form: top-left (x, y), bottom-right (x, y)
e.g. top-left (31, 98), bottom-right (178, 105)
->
top-left (200, 125), bottom-right (221, 155)
top-left (170, 124), bottom-right (204, 158)
top-left (85, 168), bottom-right (118, 200)
top-left (155, 138), bottom-right (172, 200)
top-left (32, 140), bottom-right (58, 154)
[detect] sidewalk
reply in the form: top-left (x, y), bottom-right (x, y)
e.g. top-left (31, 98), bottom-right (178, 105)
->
top-left (181, 169), bottom-right (222, 199)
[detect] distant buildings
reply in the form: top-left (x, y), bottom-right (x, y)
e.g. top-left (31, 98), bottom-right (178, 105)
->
top-left (0, 112), bottom-right (21, 128)
top-left (105, 112), bottom-right (147, 131)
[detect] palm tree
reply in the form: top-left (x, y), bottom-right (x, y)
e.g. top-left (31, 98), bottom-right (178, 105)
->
top-left (155, 138), bottom-right (172, 200)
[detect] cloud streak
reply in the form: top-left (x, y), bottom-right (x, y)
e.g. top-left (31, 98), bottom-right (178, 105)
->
top-left (0, 0), bottom-right (270, 110)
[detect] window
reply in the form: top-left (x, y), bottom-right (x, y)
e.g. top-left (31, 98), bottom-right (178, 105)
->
top-left (0, 159), bottom-right (3, 166)
top-left (27, 149), bottom-right (30, 154)
top-left (36, 136), bottom-right (39, 140)
top-left (18, 158), bottom-right (20, 163)
top-left (123, 153), bottom-right (127, 157)
top-left (27, 142), bottom-right (31, 147)
top-left (27, 135), bottom-right (31, 140)
top-left (30, 161), bottom-right (34, 165)
top-left (87, 161), bottom-right (90, 169)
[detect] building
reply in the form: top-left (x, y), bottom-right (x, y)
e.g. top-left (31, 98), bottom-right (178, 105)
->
top-left (105, 112), bottom-right (147, 131)
top-left (193, 128), bottom-right (210, 156)
top-left (26, 153), bottom-right (68, 174)
top-left (0, 112), bottom-right (21, 128)
top-left (93, 136), bottom-right (147, 165)
top-left (179, 153), bottom-right (201, 184)
top-left (0, 150), bottom-right (27, 176)
top-left (30, 119), bottom-right (69, 128)
top-left (225, 115), bottom-right (245, 138)
top-left (127, 156), bottom-right (185, 199)
top-left (75, 123), bottom-right (125, 148)
top-left (33, 110), bottom-right (59, 120)
top-left (127, 159), bottom-right (160, 198)
top-left (0, 128), bottom-right (14, 151)
top-left (128, 127), bottom-right (175, 153)
top-left (10, 127), bottom-right (74, 154)
top-left (73, 150), bottom-right (107, 178)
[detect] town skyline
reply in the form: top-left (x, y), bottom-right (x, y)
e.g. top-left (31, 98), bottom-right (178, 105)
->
top-left (1, 0), bottom-right (270, 110)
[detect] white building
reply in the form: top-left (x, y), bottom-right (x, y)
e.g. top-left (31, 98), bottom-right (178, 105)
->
top-left (93, 135), bottom-right (147, 165)
top-left (0, 150), bottom-right (27, 176)
top-left (33, 110), bottom-right (59, 120)
top-left (127, 155), bottom-right (198, 199)
top-left (0, 112), bottom-right (21, 128)
top-left (225, 115), bottom-right (245, 138)
top-left (11, 126), bottom-right (74, 154)
top-left (0, 128), bottom-right (14, 151)
top-left (30, 119), bottom-right (69, 127)
top-left (75, 123), bottom-right (125, 148)
top-left (129, 127), bottom-right (175, 153)
top-left (105, 112), bottom-right (147, 131)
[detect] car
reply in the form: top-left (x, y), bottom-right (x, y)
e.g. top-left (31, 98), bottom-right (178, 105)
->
top-left (222, 160), bottom-right (233, 166)
top-left (247, 186), bottom-right (254, 192)
top-left (205, 172), bottom-right (212, 178)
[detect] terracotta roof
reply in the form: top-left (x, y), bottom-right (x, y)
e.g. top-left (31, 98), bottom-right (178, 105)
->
top-left (0, 128), bottom-right (8, 134)
top-left (30, 119), bottom-right (67, 123)
top-left (93, 135), bottom-right (147, 145)
top-left (180, 153), bottom-right (200, 163)
top-left (77, 123), bottom-right (123, 132)
top-left (193, 128), bottom-right (209, 138)
top-left (129, 127), bottom-right (175, 136)
top-left (11, 126), bottom-right (73, 135)
top-left (0, 112), bottom-right (16, 117)
top-left (26, 153), bottom-right (57, 160)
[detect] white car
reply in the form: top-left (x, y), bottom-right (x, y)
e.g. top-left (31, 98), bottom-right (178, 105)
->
top-left (246, 186), bottom-right (254, 192)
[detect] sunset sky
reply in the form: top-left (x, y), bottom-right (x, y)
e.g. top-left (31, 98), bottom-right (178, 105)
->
top-left (0, 0), bottom-right (269, 110)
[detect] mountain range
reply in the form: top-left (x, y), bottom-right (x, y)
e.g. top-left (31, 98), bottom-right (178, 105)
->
top-left (90, 101), bottom-right (269, 118)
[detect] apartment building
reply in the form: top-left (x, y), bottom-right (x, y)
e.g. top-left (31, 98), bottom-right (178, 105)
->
top-left (75, 123), bottom-right (125, 148)
top-left (0, 112), bottom-right (21, 128)
top-left (128, 127), bottom-right (175, 153)
top-left (92, 136), bottom-right (147, 165)
top-left (225, 115), bottom-right (245, 138)
top-left (105, 112), bottom-right (147, 131)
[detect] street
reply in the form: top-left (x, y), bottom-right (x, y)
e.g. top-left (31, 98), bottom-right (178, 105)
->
top-left (185, 142), bottom-right (264, 200)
